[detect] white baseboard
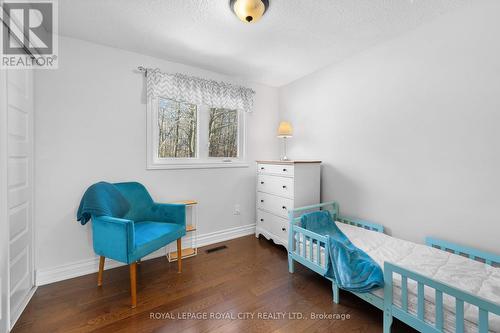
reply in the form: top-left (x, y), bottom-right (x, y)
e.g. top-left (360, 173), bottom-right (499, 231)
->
top-left (196, 223), bottom-right (255, 247)
top-left (35, 223), bottom-right (255, 286)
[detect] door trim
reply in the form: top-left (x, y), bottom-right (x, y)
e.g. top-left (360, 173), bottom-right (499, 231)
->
top-left (8, 69), bottom-right (36, 330)
top-left (3, 69), bottom-right (37, 332)
top-left (0, 67), bottom-right (10, 333)
top-left (9, 287), bottom-right (36, 331)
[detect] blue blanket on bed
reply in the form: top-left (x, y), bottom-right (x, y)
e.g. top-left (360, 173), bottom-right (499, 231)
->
top-left (301, 211), bottom-right (384, 292)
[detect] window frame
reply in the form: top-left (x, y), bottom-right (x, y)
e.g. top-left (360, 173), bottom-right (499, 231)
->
top-left (147, 96), bottom-right (248, 170)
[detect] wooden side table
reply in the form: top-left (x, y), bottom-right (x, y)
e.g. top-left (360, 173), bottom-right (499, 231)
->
top-left (167, 200), bottom-right (198, 262)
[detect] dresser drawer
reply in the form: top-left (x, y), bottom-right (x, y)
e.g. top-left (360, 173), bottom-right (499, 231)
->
top-left (257, 209), bottom-right (289, 242)
top-left (257, 163), bottom-right (294, 177)
top-left (257, 192), bottom-right (293, 218)
top-left (257, 174), bottom-right (294, 198)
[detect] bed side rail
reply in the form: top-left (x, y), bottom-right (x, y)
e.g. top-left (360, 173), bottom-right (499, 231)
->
top-left (384, 262), bottom-right (500, 333)
top-left (426, 237), bottom-right (500, 266)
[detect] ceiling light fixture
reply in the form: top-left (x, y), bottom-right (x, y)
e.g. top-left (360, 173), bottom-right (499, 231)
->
top-left (230, 0), bottom-right (269, 23)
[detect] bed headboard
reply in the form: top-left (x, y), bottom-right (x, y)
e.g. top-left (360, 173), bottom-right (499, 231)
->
top-left (288, 201), bottom-right (384, 233)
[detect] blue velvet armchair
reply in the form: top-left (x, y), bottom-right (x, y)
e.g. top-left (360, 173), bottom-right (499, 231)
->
top-left (89, 182), bottom-right (186, 308)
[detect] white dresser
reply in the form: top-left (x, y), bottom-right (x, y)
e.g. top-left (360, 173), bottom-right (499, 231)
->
top-left (255, 160), bottom-right (321, 249)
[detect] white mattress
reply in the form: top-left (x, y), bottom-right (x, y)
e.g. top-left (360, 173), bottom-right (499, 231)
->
top-left (295, 222), bottom-right (500, 332)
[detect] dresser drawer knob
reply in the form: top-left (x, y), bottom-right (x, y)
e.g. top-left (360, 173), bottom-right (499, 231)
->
top-left (260, 199), bottom-right (264, 203)
top-left (282, 185), bottom-right (287, 189)
top-left (260, 167), bottom-right (265, 170)
top-left (282, 206), bottom-right (287, 210)
top-left (282, 227), bottom-right (286, 231)
top-left (260, 181), bottom-right (264, 184)
top-left (282, 168), bottom-right (287, 172)
top-left (260, 219), bottom-right (264, 222)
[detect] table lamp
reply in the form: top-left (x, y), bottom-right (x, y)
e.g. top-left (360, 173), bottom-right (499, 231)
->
top-left (277, 121), bottom-right (293, 161)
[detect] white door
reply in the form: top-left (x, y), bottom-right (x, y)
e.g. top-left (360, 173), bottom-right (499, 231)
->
top-left (3, 68), bottom-right (35, 331)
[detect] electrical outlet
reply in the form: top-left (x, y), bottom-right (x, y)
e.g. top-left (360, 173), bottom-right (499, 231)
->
top-left (233, 204), bottom-right (241, 215)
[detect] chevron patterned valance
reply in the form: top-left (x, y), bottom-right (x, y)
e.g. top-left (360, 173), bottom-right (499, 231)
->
top-left (145, 69), bottom-right (255, 113)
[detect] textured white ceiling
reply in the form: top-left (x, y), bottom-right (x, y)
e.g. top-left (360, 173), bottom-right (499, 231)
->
top-left (59, 0), bottom-right (470, 87)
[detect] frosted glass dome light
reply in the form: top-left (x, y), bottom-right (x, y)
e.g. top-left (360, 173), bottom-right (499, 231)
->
top-left (230, 0), bottom-right (269, 23)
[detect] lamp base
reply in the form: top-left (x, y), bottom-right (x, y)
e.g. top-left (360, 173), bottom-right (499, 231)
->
top-left (280, 137), bottom-right (290, 161)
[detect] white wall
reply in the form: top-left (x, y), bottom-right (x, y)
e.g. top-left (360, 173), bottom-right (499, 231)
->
top-left (35, 36), bottom-right (279, 279)
top-left (279, 1), bottom-right (500, 253)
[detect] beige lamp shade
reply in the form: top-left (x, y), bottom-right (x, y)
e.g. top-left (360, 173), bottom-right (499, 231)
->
top-left (277, 121), bottom-right (293, 138)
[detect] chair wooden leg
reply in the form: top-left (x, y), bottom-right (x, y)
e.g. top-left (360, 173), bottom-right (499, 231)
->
top-left (130, 262), bottom-right (137, 308)
top-left (97, 256), bottom-right (105, 287)
top-left (177, 238), bottom-right (182, 273)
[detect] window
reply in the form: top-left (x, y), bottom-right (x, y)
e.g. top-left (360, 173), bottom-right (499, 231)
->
top-left (148, 97), bottom-right (247, 169)
top-left (158, 98), bottom-right (197, 158)
top-left (208, 108), bottom-right (238, 158)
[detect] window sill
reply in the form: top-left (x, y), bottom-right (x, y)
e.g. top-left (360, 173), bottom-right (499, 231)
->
top-left (147, 162), bottom-right (250, 170)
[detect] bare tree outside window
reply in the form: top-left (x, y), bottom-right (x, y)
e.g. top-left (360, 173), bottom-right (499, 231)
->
top-left (208, 108), bottom-right (238, 158)
top-left (157, 98), bottom-right (197, 158)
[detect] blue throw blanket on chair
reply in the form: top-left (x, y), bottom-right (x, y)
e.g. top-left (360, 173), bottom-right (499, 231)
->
top-left (301, 211), bottom-right (384, 292)
top-left (77, 181), bottom-right (130, 225)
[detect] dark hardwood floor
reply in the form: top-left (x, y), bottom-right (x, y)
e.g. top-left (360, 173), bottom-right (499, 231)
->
top-left (13, 235), bottom-right (417, 333)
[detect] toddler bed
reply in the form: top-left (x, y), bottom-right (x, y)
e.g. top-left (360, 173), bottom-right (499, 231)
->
top-left (288, 202), bottom-right (500, 333)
